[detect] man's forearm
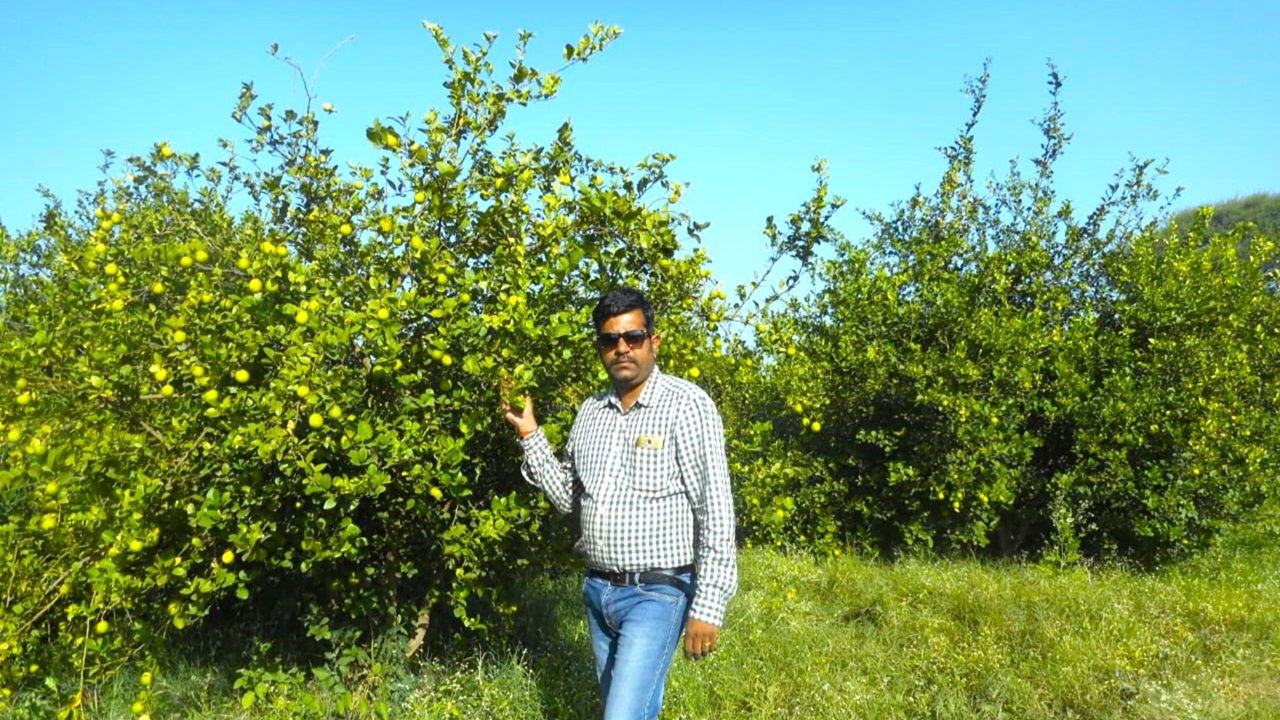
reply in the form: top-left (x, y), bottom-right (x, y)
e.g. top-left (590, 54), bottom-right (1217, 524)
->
top-left (518, 427), bottom-right (577, 515)
top-left (684, 399), bottom-right (738, 626)
top-left (690, 503), bottom-right (737, 626)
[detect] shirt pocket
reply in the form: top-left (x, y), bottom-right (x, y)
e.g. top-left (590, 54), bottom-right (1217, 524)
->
top-left (625, 444), bottom-right (679, 498)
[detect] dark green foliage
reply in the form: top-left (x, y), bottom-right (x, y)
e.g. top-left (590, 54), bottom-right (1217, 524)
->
top-left (738, 65), bottom-right (1280, 562)
top-left (1170, 192), bottom-right (1280, 238)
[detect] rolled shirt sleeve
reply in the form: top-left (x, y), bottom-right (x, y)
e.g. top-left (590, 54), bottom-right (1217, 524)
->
top-left (674, 392), bottom-right (738, 627)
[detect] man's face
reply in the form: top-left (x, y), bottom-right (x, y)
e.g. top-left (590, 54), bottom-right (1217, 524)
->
top-left (597, 309), bottom-right (661, 390)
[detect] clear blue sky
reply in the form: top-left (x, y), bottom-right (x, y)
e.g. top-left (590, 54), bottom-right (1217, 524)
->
top-left (3, 1), bottom-right (1277, 293)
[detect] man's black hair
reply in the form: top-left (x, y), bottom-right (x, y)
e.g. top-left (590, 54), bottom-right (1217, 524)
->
top-left (592, 287), bottom-right (655, 332)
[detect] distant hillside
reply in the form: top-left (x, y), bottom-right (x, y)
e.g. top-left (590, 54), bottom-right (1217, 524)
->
top-left (1169, 192), bottom-right (1280, 237)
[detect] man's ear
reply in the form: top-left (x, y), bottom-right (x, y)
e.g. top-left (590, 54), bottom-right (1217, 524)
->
top-left (651, 333), bottom-right (662, 353)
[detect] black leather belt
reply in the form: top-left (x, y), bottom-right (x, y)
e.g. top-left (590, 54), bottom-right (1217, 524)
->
top-left (589, 564), bottom-right (695, 593)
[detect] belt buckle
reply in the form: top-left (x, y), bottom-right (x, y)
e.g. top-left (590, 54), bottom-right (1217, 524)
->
top-left (609, 570), bottom-right (637, 586)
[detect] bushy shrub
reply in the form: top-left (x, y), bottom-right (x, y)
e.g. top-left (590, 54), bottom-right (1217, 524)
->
top-left (0, 24), bottom-right (729, 715)
top-left (739, 65), bottom-right (1280, 561)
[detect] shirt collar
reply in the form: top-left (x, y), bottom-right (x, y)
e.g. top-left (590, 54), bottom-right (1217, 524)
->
top-left (605, 365), bottom-right (665, 411)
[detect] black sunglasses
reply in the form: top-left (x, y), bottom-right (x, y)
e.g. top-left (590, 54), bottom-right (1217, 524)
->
top-left (595, 329), bottom-right (650, 350)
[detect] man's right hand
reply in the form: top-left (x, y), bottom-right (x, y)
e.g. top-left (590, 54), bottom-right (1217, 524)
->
top-left (502, 392), bottom-right (538, 438)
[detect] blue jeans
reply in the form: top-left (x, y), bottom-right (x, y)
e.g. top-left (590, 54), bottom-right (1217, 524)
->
top-left (582, 571), bottom-right (694, 720)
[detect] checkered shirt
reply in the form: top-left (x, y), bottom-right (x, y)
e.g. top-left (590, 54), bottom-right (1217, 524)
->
top-left (519, 366), bottom-right (738, 626)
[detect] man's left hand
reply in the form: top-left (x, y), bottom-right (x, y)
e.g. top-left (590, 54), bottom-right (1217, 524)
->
top-left (683, 618), bottom-right (719, 660)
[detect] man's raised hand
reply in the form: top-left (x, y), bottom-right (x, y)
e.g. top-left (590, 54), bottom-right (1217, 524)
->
top-left (501, 391), bottom-right (538, 438)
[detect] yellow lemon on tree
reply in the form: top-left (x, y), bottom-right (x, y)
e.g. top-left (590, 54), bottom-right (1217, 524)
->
top-left (248, 278), bottom-right (263, 293)
top-left (179, 255), bottom-right (193, 268)
top-left (129, 539), bottom-right (144, 552)
top-left (429, 487), bottom-right (444, 501)
top-left (172, 330), bottom-right (187, 344)
top-left (308, 413), bottom-right (324, 429)
top-left (441, 354), bottom-right (454, 367)
top-left (140, 672), bottom-right (153, 686)
top-left (295, 309), bottom-right (309, 324)
top-left (104, 262), bottom-right (119, 276)
top-left (414, 190), bottom-right (426, 204)
top-left (153, 368), bottom-right (169, 382)
top-left (328, 405), bottom-right (343, 420)
top-left (160, 384), bottom-right (175, 397)
top-left (236, 256), bottom-right (251, 270)
top-left (160, 143), bottom-right (174, 158)
top-left (810, 421), bottom-right (822, 432)
top-left (16, 392), bottom-right (32, 406)
top-left (194, 249), bottom-right (209, 263)
top-left (340, 223), bottom-right (353, 236)
top-left (191, 365), bottom-right (206, 378)
top-left (221, 550), bottom-right (235, 565)
top-left (410, 235), bottom-right (425, 250)
top-left (151, 282), bottom-right (165, 294)
top-left (275, 244), bottom-right (288, 257)
top-left (94, 620), bottom-right (109, 635)
top-left (110, 298), bottom-right (125, 311)
top-left (6, 428), bottom-right (20, 443)
top-left (234, 369), bottom-right (250, 383)
top-left (40, 514), bottom-right (58, 530)
top-left (202, 389), bottom-right (219, 404)
top-left (295, 385), bottom-right (310, 398)
top-left (379, 217), bottom-right (393, 233)
top-left (688, 367), bottom-right (701, 379)
top-left (376, 307), bottom-right (390, 320)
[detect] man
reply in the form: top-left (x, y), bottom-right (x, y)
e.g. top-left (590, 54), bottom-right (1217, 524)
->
top-left (502, 287), bottom-right (737, 720)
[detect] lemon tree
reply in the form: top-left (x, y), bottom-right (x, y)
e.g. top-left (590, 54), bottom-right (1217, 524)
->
top-left (742, 66), bottom-right (1280, 560)
top-left (0, 23), bottom-right (728, 715)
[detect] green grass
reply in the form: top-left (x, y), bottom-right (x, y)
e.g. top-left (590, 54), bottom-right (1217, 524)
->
top-left (86, 525), bottom-right (1279, 719)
